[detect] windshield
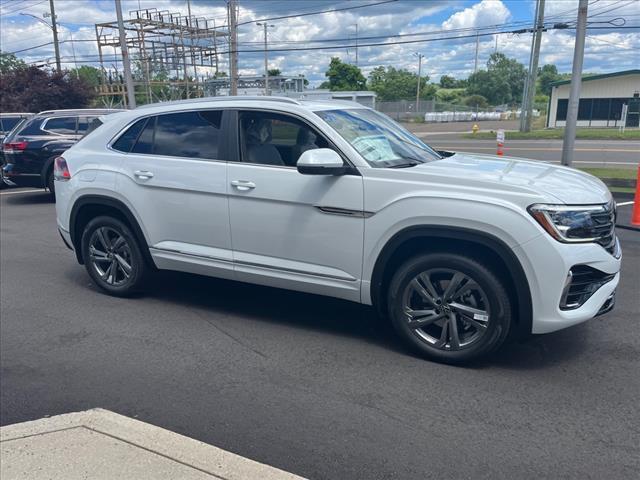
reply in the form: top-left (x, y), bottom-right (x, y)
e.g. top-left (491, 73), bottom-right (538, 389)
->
top-left (0, 117), bottom-right (24, 134)
top-left (315, 108), bottom-right (441, 167)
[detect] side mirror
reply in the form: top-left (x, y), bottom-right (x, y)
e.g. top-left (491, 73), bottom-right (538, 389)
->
top-left (297, 148), bottom-right (347, 175)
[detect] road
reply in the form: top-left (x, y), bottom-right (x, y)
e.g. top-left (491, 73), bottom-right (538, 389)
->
top-left (417, 136), bottom-right (640, 166)
top-left (1, 190), bottom-right (639, 480)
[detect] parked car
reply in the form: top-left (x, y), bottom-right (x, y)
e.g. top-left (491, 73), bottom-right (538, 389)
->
top-left (1, 109), bottom-right (122, 194)
top-left (54, 97), bottom-right (620, 363)
top-left (0, 113), bottom-right (33, 143)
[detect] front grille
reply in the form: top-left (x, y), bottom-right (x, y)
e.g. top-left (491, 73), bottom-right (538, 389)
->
top-left (560, 265), bottom-right (616, 310)
top-left (591, 201), bottom-right (616, 254)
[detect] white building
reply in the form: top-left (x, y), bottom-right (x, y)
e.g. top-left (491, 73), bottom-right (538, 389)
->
top-left (547, 69), bottom-right (640, 128)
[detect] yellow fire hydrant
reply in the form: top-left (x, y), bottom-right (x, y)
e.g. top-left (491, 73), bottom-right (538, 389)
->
top-left (472, 124), bottom-right (479, 135)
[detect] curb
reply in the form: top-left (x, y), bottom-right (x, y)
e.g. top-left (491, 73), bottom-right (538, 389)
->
top-left (1, 409), bottom-right (305, 480)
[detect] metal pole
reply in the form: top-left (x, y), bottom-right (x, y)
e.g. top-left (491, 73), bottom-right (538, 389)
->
top-left (524, 0), bottom-right (545, 132)
top-left (115, 0), bottom-right (136, 108)
top-left (49, 0), bottom-right (61, 73)
top-left (228, 0), bottom-right (238, 95)
top-left (473, 32), bottom-right (479, 73)
top-left (416, 55), bottom-right (421, 109)
top-left (354, 23), bottom-right (358, 67)
top-left (258, 22), bottom-right (268, 95)
top-left (561, 0), bottom-right (588, 167)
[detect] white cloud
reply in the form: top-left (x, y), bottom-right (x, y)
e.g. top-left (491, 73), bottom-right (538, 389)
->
top-left (442, 0), bottom-right (511, 30)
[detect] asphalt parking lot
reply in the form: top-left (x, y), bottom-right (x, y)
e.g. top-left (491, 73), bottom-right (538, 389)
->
top-left (1, 189), bottom-right (639, 480)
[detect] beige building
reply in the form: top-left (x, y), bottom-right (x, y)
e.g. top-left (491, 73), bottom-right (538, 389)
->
top-left (547, 69), bottom-right (640, 128)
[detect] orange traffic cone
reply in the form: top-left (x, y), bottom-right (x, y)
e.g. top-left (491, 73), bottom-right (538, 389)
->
top-left (631, 165), bottom-right (640, 226)
top-left (497, 142), bottom-right (504, 156)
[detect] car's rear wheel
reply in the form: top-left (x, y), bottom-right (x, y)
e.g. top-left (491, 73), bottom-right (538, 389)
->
top-left (387, 252), bottom-right (512, 364)
top-left (46, 169), bottom-right (55, 197)
top-left (81, 216), bottom-right (148, 296)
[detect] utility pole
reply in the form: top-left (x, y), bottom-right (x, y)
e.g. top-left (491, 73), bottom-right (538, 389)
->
top-left (561, 0), bottom-right (588, 167)
top-left (520, 0), bottom-right (545, 132)
top-left (257, 22), bottom-right (274, 96)
top-left (473, 32), bottom-right (479, 73)
top-left (353, 23), bottom-right (358, 67)
top-left (115, 0), bottom-right (136, 108)
top-left (415, 52), bottom-right (424, 113)
top-left (48, 0), bottom-right (61, 73)
top-left (228, 0), bottom-right (238, 96)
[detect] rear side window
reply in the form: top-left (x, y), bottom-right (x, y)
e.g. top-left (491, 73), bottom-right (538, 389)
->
top-left (153, 111), bottom-right (222, 159)
top-left (44, 117), bottom-right (77, 134)
top-left (112, 118), bottom-right (148, 152)
top-left (124, 111), bottom-right (223, 159)
top-left (1, 117), bottom-right (22, 133)
top-left (77, 116), bottom-right (99, 133)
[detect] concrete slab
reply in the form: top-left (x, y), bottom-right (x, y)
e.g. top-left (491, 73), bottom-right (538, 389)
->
top-left (0, 409), bottom-right (305, 480)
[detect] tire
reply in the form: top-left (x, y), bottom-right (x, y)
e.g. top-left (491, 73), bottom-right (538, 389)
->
top-left (387, 252), bottom-right (512, 364)
top-left (46, 169), bottom-right (55, 198)
top-left (81, 216), bottom-right (148, 296)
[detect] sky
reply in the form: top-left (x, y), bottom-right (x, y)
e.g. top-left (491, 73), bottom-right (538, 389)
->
top-left (0, 0), bottom-right (638, 86)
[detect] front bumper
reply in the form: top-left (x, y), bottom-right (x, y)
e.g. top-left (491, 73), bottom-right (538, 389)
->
top-left (513, 234), bottom-right (622, 334)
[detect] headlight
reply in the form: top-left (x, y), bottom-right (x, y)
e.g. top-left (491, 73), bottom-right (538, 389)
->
top-left (528, 203), bottom-right (615, 243)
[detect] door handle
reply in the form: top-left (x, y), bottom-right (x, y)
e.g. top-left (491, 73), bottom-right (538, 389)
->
top-left (230, 180), bottom-right (256, 191)
top-left (134, 170), bottom-right (154, 180)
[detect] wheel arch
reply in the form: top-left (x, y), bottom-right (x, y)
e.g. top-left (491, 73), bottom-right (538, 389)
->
top-left (69, 194), bottom-right (154, 267)
top-left (370, 225), bottom-right (533, 338)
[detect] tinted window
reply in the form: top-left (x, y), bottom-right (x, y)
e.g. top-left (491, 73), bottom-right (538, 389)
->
top-left (577, 99), bottom-right (592, 120)
top-left (45, 117), bottom-right (77, 134)
top-left (77, 116), bottom-right (99, 133)
top-left (152, 111), bottom-right (222, 159)
top-left (113, 118), bottom-right (148, 152)
top-left (131, 117), bottom-right (155, 155)
top-left (1, 117), bottom-right (22, 133)
top-left (556, 99), bottom-right (568, 121)
top-left (591, 98), bottom-right (611, 120)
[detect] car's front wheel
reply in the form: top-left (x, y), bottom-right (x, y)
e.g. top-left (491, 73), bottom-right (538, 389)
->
top-left (81, 216), bottom-right (148, 296)
top-left (387, 252), bottom-right (512, 363)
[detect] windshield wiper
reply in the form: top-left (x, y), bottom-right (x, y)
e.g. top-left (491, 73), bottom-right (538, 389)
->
top-left (388, 161), bottom-right (421, 168)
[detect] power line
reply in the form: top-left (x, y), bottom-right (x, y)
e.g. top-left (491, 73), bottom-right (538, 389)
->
top-left (236, 0), bottom-right (398, 26)
top-left (0, 0), bottom-right (47, 16)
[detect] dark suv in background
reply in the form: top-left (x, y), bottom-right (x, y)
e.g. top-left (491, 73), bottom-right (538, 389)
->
top-left (1, 109), bottom-right (122, 195)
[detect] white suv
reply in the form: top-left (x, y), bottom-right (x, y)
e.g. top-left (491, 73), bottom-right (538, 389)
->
top-left (54, 97), bottom-right (621, 363)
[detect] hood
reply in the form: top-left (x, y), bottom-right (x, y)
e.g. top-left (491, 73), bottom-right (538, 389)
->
top-left (414, 152), bottom-right (611, 204)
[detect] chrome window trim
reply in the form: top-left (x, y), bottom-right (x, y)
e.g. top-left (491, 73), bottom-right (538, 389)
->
top-left (40, 116), bottom-right (79, 136)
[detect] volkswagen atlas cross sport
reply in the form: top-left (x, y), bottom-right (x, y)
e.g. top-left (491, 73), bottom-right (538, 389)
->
top-left (54, 97), bottom-right (621, 363)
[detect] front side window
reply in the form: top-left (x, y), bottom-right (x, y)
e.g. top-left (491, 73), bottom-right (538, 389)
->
top-left (44, 116), bottom-right (77, 135)
top-left (238, 111), bottom-right (330, 166)
top-left (315, 109), bottom-right (440, 167)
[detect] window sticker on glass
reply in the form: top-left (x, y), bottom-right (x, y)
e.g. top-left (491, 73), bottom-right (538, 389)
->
top-left (351, 135), bottom-right (398, 162)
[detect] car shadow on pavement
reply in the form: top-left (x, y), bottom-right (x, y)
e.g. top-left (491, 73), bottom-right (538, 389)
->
top-left (111, 268), bottom-right (588, 368)
top-left (137, 269), bottom-right (411, 356)
top-left (3, 191), bottom-right (53, 205)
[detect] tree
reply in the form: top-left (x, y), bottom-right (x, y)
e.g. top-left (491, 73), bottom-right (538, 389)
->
top-left (464, 94), bottom-right (488, 109)
top-left (466, 52), bottom-right (526, 105)
top-left (0, 51), bottom-right (26, 74)
top-left (69, 65), bottom-right (102, 88)
top-left (439, 75), bottom-right (456, 89)
top-left (267, 68), bottom-right (281, 76)
top-left (0, 66), bottom-right (95, 112)
top-left (537, 64), bottom-right (560, 96)
top-left (368, 66), bottom-right (436, 101)
top-left (323, 57), bottom-right (366, 91)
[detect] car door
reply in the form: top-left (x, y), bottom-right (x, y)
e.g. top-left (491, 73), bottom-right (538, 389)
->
top-left (227, 109), bottom-right (365, 302)
top-left (115, 109), bottom-right (234, 280)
